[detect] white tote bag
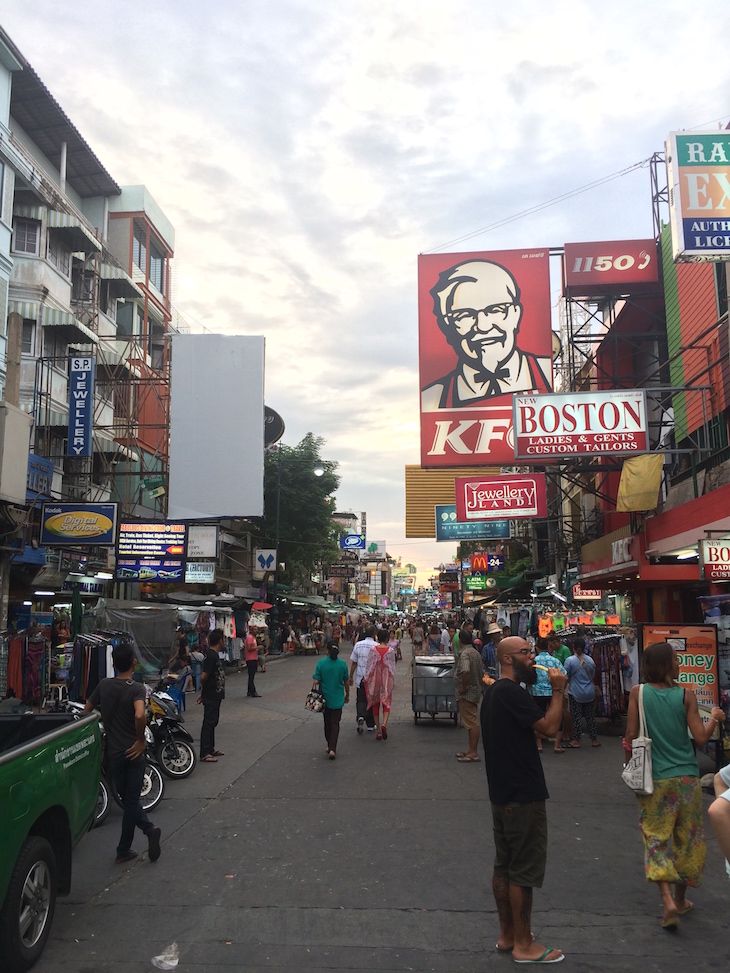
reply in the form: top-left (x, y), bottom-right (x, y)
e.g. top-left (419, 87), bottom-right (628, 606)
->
top-left (621, 684), bottom-right (654, 796)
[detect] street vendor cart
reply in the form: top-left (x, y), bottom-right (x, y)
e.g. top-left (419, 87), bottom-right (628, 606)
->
top-left (412, 654), bottom-right (458, 725)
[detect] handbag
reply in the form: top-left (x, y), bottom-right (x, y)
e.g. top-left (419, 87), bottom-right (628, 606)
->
top-left (305, 683), bottom-right (325, 713)
top-left (621, 685), bottom-right (653, 795)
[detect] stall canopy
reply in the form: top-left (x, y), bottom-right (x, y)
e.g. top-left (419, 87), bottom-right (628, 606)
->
top-left (94, 599), bottom-right (177, 672)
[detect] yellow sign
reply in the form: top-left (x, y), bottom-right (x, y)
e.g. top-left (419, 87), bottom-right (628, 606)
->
top-left (357, 593), bottom-right (371, 603)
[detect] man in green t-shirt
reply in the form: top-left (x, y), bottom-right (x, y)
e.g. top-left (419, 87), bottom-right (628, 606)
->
top-left (547, 634), bottom-right (571, 666)
top-left (313, 642), bottom-right (350, 759)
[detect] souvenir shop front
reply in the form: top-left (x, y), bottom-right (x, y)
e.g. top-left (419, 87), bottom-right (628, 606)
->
top-left (475, 600), bottom-right (636, 721)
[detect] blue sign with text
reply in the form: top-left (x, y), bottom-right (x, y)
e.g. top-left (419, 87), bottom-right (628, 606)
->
top-left (340, 533), bottom-right (366, 550)
top-left (435, 505), bottom-right (510, 542)
top-left (67, 356), bottom-right (95, 457)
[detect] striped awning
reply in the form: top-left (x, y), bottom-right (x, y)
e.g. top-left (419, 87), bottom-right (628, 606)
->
top-left (47, 210), bottom-right (102, 253)
top-left (41, 306), bottom-right (98, 343)
top-left (14, 204), bottom-right (43, 220)
top-left (99, 262), bottom-right (143, 298)
top-left (37, 404), bottom-right (69, 427)
top-left (8, 300), bottom-right (39, 320)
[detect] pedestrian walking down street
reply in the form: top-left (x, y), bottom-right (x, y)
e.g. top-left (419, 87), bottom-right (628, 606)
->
top-left (313, 641), bottom-right (350, 759)
top-left (564, 636), bottom-right (600, 748)
top-left (364, 629), bottom-right (396, 740)
top-left (625, 641), bottom-right (726, 930)
top-left (349, 625), bottom-right (377, 733)
top-left (480, 636), bottom-right (567, 964)
top-left (199, 628), bottom-right (226, 762)
top-left (244, 628), bottom-right (261, 697)
top-left (453, 631), bottom-right (482, 763)
top-left (708, 764), bottom-right (730, 881)
top-left (411, 620), bottom-right (424, 656)
top-left (84, 643), bottom-right (161, 865)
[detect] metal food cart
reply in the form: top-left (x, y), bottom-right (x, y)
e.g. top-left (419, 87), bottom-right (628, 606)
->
top-left (412, 654), bottom-right (458, 724)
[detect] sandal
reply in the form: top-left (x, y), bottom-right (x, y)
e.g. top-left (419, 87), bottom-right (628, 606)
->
top-left (381, 725), bottom-right (388, 740)
top-left (202, 755), bottom-right (218, 762)
top-left (212, 750), bottom-right (225, 756)
top-left (376, 731), bottom-right (382, 740)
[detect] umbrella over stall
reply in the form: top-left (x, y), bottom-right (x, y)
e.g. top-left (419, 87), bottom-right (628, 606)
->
top-left (252, 601), bottom-right (273, 611)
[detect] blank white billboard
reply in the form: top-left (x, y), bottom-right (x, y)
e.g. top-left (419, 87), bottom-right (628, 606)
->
top-left (168, 334), bottom-right (264, 519)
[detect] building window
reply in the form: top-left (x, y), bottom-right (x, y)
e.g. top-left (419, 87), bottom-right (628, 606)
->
top-left (12, 218), bottom-right (40, 255)
top-left (47, 232), bottom-right (71, 276)
top-left (132, 222), bottom-right (147, 273)
top-left (21, 319), bottom-right (35, 355)
top-left (149, 241), bottom-right (165, 293)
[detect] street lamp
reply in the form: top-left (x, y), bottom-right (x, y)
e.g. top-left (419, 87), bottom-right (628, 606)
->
top-left (269, 448), bottom-right (324, 652)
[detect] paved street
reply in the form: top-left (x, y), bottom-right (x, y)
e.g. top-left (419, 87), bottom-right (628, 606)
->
top-left (35, 640), bottom-right (729, 973)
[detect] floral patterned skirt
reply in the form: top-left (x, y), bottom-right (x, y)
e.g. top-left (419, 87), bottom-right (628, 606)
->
top-left (637, 776), bottom-right (706, 886)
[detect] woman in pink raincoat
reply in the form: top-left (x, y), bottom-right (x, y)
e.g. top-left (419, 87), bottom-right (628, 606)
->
top-left (364, 629), bottom-right (396, 740)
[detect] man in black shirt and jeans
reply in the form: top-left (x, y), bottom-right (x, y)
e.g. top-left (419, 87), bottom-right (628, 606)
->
top-left (85, 643), bottom-right (161, 865)
top-left (480, 637), bottom-right (567, 964)
top-left (199, 628), bottom-right (226, 762)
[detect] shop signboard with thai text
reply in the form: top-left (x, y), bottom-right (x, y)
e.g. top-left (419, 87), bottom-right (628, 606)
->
top-left (563, 240), bottom-right (659, 298)
top-left (641, 624), bottom-right (719, 709)
top-left (700, 539), bottom-right (730, 580)
top-left (40, 503), bottom-right (118, 546)
top-left (667, 131), bottom-right (730, 260)
top-left (454, 473), bottom-right (547, 521)
top-left (418, 248), bottom-right (553, 467)
top-left (435, 505), bottom-right (510, 542)
top-left (513, 389), bottom-right (648, 459)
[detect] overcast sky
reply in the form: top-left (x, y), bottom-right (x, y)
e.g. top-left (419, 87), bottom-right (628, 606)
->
top-left (3, 2), bottom-right (729, 587)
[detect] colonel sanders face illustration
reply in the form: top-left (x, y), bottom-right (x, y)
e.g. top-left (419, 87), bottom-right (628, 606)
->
top-left (432, 260), bottom-right (522, 376)
top-left (421, 258), bottom-right (551, 409)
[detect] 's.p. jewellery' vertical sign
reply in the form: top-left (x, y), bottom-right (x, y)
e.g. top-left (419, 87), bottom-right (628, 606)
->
top-left (67, 357), bottom-right (95, 457)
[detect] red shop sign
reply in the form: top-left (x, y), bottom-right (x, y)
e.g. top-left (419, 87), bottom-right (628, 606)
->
top-left (455, 473), bottom-right (547, 521)
top-left (513, 390), bottom-right (649, 460)
top-left (563, 240), bottom-right (659, 298)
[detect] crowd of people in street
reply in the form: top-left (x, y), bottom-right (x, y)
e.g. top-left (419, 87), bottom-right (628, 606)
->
top-left (81, 607), bottom-right (730, 966)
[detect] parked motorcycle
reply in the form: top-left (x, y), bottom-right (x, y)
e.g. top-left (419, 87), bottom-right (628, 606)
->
top-left (147, 688), bottom-right (197, 779)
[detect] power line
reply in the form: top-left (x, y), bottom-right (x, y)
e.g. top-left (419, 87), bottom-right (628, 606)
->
top-left (423, 158), bottom-right (651, 254)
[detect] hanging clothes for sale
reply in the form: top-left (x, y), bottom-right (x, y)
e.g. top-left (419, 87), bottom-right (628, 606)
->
top-left (589, 633), bottom-right (624, 718)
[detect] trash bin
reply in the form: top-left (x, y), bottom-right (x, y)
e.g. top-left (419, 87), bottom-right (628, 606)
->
top-left (412, 654), bottom-right (458, 724)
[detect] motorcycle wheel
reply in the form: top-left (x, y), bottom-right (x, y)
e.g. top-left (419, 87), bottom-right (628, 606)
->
top-left (139, 763), bottom-right (164, 811)
top-left (92, 777), bottom-right (111, 828)
top-left (156, 740), bottom-right (196, 779)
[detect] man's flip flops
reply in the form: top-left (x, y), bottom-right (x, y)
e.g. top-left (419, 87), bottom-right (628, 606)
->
top-left (513, 947), bottom-right (564, 964)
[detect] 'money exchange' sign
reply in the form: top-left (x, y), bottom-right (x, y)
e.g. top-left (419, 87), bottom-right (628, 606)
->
top-left (513, 390), bottom-right (648, 460)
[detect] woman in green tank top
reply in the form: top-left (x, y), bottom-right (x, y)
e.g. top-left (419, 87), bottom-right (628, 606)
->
top-left (625, 641), bottom-right (726, 930)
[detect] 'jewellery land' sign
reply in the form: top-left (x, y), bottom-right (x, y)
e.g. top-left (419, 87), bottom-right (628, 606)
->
top-left (454, 473), bottom-right (547, 522)
top-left (513, 390), bottom-right (648, 459)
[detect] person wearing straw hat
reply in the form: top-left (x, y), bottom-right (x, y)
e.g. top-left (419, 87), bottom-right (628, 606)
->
top-left (481, 622), bottom-right (504, 673)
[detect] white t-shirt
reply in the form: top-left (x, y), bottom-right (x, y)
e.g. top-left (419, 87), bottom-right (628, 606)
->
top-left (350, 638), bottom-right (376, 684)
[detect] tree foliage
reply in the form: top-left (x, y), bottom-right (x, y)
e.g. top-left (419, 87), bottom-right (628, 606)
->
top-left (257, 433), bottom-right (341, 588)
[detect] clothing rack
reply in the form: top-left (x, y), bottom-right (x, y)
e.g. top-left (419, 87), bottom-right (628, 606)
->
top-left (587, 632), bottom-right (625, 718)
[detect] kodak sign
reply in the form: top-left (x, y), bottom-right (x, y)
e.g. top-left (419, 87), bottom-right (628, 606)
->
top-left (513, 390), bottom-right (648, 459)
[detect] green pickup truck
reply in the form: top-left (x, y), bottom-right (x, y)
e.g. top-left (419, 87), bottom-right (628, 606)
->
top-left (0, 710), bottom-right (101, 972)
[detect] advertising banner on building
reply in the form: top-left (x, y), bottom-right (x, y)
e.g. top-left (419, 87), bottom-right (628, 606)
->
top-left (168, 334), bottom-right (264, 519)
top-left (187, 525), bottom-right (218, 559)
top-left (572, 583), bottom-right (603, 601)
top-left (667, 131), bottom-right (730, 260)
top-left (513, 389), bottom-right (649, 459)
top-left (418, 249), bottom-right (553, 467)
top-left (435, 504), bottom-right (511, 542)
top-left (340, 533), bottom-right (366, 550)
top-left (641, 623), bottom-right (719, 709)
top-left (454, 473), bottom-right (547, 521)
top-left (563, 240), bottom-right (659, 297)
top-left (700, 539), bottom-right (730, 580)
top-left (470, 553), bottom-right (504, 571)
top-left (66, 356), bottom-right (95, 457)
top-left (40, 503), bottom-right (118, 546)
top-left (115, 522), bottom-right (187, 582)
top-left (185, 561), bottom-right (217, 584)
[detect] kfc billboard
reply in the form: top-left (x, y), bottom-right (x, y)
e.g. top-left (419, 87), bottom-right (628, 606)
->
top-left (455, 473), bottom-right (547, 521)
top-left (667, 131), bottom-right (730, 261)
top-left (513, 390), bottom-right (649, 459)
top-left (418, 249), bottom-right (553, 467)
top-left (563, 240), bottom-right (659, 298)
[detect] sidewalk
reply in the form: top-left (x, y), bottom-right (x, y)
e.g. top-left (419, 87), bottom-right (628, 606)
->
top-left (34, 637), bottom-right (730, 972)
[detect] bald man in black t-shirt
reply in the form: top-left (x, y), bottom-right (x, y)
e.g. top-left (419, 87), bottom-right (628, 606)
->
top-left (480, 637), bottom-right (567, 964)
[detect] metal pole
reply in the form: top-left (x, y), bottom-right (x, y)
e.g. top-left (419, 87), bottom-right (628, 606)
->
top-left (270, 449), bottom-right (282, 652)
